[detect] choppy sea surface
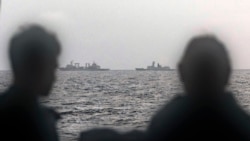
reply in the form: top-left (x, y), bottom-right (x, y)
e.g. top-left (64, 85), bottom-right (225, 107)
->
top-left (0, 70), bottom-right (250, 140)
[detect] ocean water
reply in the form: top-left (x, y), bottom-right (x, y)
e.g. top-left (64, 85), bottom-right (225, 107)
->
top-left (0, 70), bottom-right (250, 140)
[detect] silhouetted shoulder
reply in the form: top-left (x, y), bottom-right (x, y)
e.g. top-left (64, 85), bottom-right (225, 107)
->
top-left (79, 128), bottom-right (125, 141)
top-left (147, 92), bottom-right (250, 141)
top-left (0, 86), bottom-right (24, 109)
top-left (146, 94), bottom-right (191, 139)
top-left (122, 130), bottom-right (145, 141)
top-left (0, 91), bottom-right (7, 107)
top-left (148, 94), bottom-right (188, 125)
top-left (217, 92), bottom-right (250, 134)
top-left (41, 105), bottom-right (61, 121)
top-left (39, 105), bottom-right (60, 141)
top-left (0, 86), bottom-right (60, 141)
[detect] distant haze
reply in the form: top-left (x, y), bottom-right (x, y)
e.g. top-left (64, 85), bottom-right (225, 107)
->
top-left (1, 0), bottom-right (250, 70)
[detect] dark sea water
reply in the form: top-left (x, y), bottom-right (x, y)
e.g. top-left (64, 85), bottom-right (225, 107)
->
top-left (0, 70), bottom-right (250, 141)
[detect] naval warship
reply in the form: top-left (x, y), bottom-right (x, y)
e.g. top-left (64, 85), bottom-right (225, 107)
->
top-left (59, 61), bottom-right (110, 71)
top-left (136, 61), bottom-right (171, 71)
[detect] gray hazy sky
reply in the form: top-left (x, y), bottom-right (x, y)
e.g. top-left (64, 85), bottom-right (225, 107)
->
top-left (1, 0), bottom-right (250, 70)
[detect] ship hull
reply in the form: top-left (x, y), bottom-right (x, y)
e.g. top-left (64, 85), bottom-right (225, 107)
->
top-left (59, 68), bottom-right (110, 71)
top-left (135, 68), bottom-right (173, 71)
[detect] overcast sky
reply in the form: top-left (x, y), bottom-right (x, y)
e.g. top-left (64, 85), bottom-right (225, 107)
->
top-left (1, 0), bottom-right (250, 70)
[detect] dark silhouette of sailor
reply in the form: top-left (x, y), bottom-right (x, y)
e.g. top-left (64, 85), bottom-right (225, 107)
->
top-left (146, 35), bottom-right (250, 141)
top-left (0, 25), bottom-right (61, 141)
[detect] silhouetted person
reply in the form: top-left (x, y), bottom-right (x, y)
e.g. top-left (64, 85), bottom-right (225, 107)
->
top-left (0, 25), bottom-right (61, 141)
top-left (146, 35), bottom-right (250, 141)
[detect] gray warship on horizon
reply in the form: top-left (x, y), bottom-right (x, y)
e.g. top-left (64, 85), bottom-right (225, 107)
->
top-left (136, 61), bottom-right (172, 71)
top-left (59, 61), bottom-right (110, 71)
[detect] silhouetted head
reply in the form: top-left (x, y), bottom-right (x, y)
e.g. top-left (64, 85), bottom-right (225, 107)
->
top-left (178, 35), bottom-right (231, 97)
top-left (9, 25), bottom-right (61, 97)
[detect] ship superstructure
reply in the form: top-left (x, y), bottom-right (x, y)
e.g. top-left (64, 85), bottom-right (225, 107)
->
top-left (136, 61), bottom-right (171, 71)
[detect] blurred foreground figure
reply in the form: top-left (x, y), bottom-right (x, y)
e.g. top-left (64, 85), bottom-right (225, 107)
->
top-left (0, 25), bottom-right (61, 141)
top-left (147, 35), bottom-right (250, 141)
